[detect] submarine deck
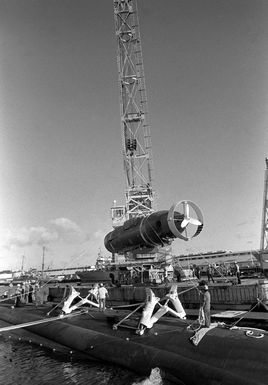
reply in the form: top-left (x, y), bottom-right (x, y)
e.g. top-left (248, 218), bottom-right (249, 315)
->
top-left (0, 303), bottom-right (267, 385)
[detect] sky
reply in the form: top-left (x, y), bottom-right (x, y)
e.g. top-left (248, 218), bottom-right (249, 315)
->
top-left (0, 0), bottom-right (268, 271)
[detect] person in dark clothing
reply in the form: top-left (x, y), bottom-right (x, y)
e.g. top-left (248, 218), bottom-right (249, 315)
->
top-left (14, 284), bottom-right (22, 307)
top-left (195, 265), bottom-right (201, 280)
top-left (234, 262), bottom-right (241, 284)
top-left (199, 282), bottom-right (211, 327)
top-left (206, 264), bottom-right (214, 283)
top-left (28, 283), bottom-right (33, 303)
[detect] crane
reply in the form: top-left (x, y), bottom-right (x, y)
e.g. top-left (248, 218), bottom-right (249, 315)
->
top-left (260, 158), bottom-right (268, 250)
top-left (259, 157), bottom-right (268, 276)
top-left (105, 0), bottom-right (204, 261)
top-left (111, 0), bottom-right (155, 226)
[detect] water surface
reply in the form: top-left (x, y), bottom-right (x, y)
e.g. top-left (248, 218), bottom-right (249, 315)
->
top-left (0, 319), bottom-right (169, 385)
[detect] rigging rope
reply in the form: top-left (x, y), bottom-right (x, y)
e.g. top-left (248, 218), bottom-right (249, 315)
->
top-left (228, 297), bottom-right (266, 328)
top-left (0, 309), bottom-right (88, 333)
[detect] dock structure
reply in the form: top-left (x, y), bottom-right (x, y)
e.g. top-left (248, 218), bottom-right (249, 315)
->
top-left (176, 279), bottom-right (268, 311)
top-left (48, 279), bottom-right (268, 312)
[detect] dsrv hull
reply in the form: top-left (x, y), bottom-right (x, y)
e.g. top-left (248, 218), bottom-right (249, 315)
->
top-left (104, 200), bottom-right (203, 254)
top-left (0, 305), bottom-right (267, 385)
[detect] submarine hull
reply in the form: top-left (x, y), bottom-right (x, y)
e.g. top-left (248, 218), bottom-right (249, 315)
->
top-left (0, 305), bottom-right (267, 385)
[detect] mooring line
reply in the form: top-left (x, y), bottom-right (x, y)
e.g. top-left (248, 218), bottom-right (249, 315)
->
top-left (0, 309), bottom-right (88, 333)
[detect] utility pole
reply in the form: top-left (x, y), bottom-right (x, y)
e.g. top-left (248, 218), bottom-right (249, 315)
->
top-left (42, 246), bottom-right (45, 279)
top-left (21, 255), bottom-right (25, 272)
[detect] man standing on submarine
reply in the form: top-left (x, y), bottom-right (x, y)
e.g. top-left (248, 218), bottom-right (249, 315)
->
top-left (199, 281), bottom-right (211, 327)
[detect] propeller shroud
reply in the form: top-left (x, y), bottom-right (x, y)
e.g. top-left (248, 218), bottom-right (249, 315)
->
top-left (167, 200), bottom-right (204, 241)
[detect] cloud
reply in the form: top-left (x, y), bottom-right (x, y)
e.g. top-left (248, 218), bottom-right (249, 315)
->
top-left (1, 218), bottom-right (89, 249)
top-left (49, 218), bottom-right (86, 243)
top-left (50, 218), bottom-right (81, 233)
top-left (93, 229), bottom-right (107, 240)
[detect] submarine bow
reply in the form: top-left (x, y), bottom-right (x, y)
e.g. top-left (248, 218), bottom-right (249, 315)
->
top-left (104, 200), bottom-right (203, 254)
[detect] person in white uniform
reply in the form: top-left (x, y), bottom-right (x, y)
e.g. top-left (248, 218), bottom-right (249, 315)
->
top-left (98, 283), bottom-right (109, 312)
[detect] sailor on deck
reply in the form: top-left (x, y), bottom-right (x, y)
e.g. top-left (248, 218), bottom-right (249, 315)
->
top-left (206, 264), bottom-right (214, 283)
top-left (88, 283), bottom-right (99, 304)
top-left (199, 282), bottom-right (211, 327)
top-left (14, 284), bottom-right (22, 307)
top-left (98, 283), bottom-right (109, 312)
top-left (234, 262), bottom-right (241, 285)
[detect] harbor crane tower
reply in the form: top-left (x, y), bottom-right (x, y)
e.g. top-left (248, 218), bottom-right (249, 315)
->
top-left (260, 158), bottom-right (268, 275)
top-left (260, 158), bottom-right (268, 250)
top-left (106, 0), bottom-right (204, 265)
top-left (111, 0), bottom-right (155, 227)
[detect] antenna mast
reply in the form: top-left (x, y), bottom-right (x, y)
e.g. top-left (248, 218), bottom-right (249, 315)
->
top-left (113, 0), bottom-right (155, 222)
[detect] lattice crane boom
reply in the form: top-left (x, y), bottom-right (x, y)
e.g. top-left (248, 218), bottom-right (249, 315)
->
top-left (113, 0), bottom-right (155, 222)
top-left (260, 157), bottom-right (268, 250)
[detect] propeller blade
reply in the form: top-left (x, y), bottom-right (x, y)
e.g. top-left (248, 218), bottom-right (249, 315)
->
top-left (183, 202), bottom-right (190, 218)
top-left (189, 218), bottom-right (202, 226)
top-left (181, 217), bottom-right (202, 228)
top-left (181, 219), bottom-right (190, 228)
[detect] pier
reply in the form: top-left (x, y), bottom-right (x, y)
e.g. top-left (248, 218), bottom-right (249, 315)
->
top-left (48, 279), bottom-right (268, 312)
